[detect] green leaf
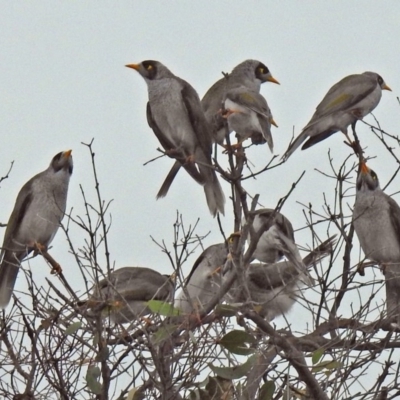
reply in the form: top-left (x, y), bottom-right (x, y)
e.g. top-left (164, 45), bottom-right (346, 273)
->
top-left (258, 381), bottom-right (275, 400)
top-left (151, 324), bottom-right (179, 345)
top-left (147, 300), bottom-right (181, 316)
top-left (312, 360), bottom-right (343, 373)
top-left (215, 304), bottom-right (240, 317)
top-left (85, 366), bottom-right (102, 395)
top-left (126, 387), bottom-right (145, 400)
top-left (65, 321), bottom-right (82, 335)
top-left (312, 348), bottom-right (324, 365)
top-left (209, 355), bottom-right (256, 380)
top-left (218, 330), bottom-right (256, 355)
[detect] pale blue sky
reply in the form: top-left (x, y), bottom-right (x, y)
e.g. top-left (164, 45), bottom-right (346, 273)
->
top-left (1, 1), bottom-right (399, 321)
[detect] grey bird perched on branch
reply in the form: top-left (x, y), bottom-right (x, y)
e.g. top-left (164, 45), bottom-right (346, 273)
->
top-left (353, 160), bottom-right (400, 323)
top-left (126, 60), bottom-right (225, 217)
top-left (0, 150), bottom-right (73, 308)
top-left (223, 86), bottom-right (278, 152)
top-left (248, 208), bottom-right (313, 285)
top-left (201, 59), bottom-right (280, 145)
top-left (83, 267), bottom-right (175, 324)
top-left (282, 72), bottom-right (391, 160)
top-left (229, 236), bottom-right (336, 321)
top-left (174, 243), bottom-right (229, 313)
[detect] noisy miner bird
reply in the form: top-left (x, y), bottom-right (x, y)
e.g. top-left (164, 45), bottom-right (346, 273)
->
top-left (247, 208), bottom-right (313, 285)
top-left (282, 72), bottom-right (391, 160)
top-left (174, 243), bottom-right (229, 314)
top-left (85, 267), bottom-right (175, 324)
top-left (0, 150), bottom-right (73, 308)
top-left (126, 60), bottom-right (225, 216)
top-left (353, 160), bottom-right (400, 322)
top-left (229, 236), bottom-right (336, 321)
top-left (223, 86), bottom-right (278, 152)
top-left (201, 59), bottom-right (280, 145)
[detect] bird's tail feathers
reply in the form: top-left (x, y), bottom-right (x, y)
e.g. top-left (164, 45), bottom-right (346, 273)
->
top-left (281, 130), bottom-right (309, 161)
top-left (157, 160), bottom-right (206, 199)
top-left (302, 235), bottom-right (337, 268)
top-left (203, 172), bottom-right (225, 217)
top-left (384, 265), bottom-right (400, 324)
top-left (0, 257), bottom-right (20, 309)
top-left (272, 226), bottom-right (313, 286)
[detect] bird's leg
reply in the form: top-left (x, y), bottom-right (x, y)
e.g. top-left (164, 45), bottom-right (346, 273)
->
top-left (184, 154), bottom-right (196, 164)
top-left (32, 242), bottom-right (63, 275)
top-left (356, 260), bottom-right (376, 276)
top-left (140, 316), bottom-right (154, 327)
top-left (165, 148), bottom-right (185, 160)
top-left (210, 266), bottom-right (222, 277)
top-left (380, 263), bottom-right (387, 275)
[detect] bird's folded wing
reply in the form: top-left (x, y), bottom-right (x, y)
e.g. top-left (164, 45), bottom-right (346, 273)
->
top-left (181, 83), bottom-right (214, 158)
top-left (311, 74), bottom-right (377, 119)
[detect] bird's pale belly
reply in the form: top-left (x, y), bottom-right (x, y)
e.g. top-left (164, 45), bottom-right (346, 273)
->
top-left (354, 207), bottom-right (400, 263)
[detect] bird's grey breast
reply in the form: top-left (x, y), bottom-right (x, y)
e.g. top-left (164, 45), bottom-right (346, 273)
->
top-left (148, 78), bottom-right (197, 151)
top-left (16, 172), bottom-right (69, 246)
top-left (354, 191), bottom-right (400, 262)
top-left (353, 84), bottom-right (382, 116)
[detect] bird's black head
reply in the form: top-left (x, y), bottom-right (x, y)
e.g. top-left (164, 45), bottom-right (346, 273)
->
top-left (139, 60), bottom-right (158, 80)
top-left (50, 150), bottom-right (73, 174)
top-left (255, 62), bottom-right (280, 85)
top-left (126, 60), bottom-right (173, 81)
top-left (255, 62), bottom-right (270, 79)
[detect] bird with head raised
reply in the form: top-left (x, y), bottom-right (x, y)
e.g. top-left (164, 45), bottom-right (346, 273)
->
top-left (282, 72), bottom-right (391, 160)
top-left (353, 160), bottom-right (400, 322)
top-left (126, 60), bottom-right (225, 217)
top-left (0, 150), bottom-right (73, 308)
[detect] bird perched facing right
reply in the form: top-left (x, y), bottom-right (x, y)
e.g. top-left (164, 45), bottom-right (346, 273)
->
top-left (86, 267), bottom-right (175, 324)
top-left (282, 72), bottom-right (391, 160)
top-left (353, 160), bottom-right (400, 322)
top-left (0, 150), bottom-right (73, 309)
top-left (126, 60), bottom-right (225, 217)
top-left (223, 86), bottom-right (277, 152)
top-left (201, 59), bottom-right (280, 145)
top-left (229, 236), bottom-right (336, 321)
top-left (174, 243), bottom-right (228, 314)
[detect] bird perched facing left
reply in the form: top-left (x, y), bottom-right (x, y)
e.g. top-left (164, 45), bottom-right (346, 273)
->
top-left (126, 60), bottom-right (225, 217)
top-left (353, 160), bottom-right (400, 322)
top-left (282, 72), bottom-right (391, 160)
top-left (85, 267), bottom-right (175, 324)
top-left (224, 86), bottom-right (277, 152)
top-left (174, 243), bottom-right (228, 314)
top-left (0, 150), bottom-right (73, 309)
